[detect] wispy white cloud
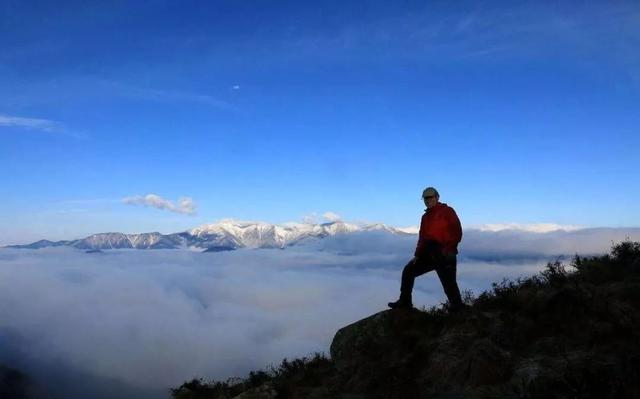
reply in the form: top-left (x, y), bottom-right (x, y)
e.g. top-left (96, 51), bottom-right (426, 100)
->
top-left (322, 211), bottom-right (342, 222)
top-left (301, 212), bottom-right (319, 224)
top-left (0, 114), bottom-right (59, 131)
top-left (301, 211), bottom-right (342, 224)
top-left (0, 113), bottom-right (86, 139)
top-left (122, 194), bottom-right (196, 215)
top-left (279, 2), bottom-right (640, 74)
top-left (98, 81), bottom-right (236, 111)
top-left (55, 198), bottom-right (122, 206)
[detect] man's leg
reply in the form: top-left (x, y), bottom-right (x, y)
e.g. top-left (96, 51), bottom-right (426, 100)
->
top-left (389, 257), bottom-right (437, 308)
top-left (435, 254), bottom-right (463, 307)
top-left (400, 258), bottom-right (436, 303)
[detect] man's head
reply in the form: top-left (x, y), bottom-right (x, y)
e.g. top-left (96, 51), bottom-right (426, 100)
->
top-left (422, 187), bottom-right (440, 209)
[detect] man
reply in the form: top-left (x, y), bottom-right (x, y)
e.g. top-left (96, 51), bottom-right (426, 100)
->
top-left (388, 187), bottom-right (464, 311)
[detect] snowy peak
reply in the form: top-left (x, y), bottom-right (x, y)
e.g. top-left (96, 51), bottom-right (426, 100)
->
top-left (7, 219), bottom-right (411, 251)
top-left (70, 232), bottom-right (182, 250)
top-left (471, 223), bottom-right (584, 233)
top-left (189, 219), bottom-right (367, 249)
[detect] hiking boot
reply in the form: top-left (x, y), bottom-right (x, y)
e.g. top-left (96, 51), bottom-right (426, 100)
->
top-left (388, 299), bottom-right (413, 309)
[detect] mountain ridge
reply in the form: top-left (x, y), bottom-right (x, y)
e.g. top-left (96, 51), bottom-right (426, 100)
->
top-left (7, 221), bottom-right (636, 254)
top-left (6, 220), bottom-right (412, 252)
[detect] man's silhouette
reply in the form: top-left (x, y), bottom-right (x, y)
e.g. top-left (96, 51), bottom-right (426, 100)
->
top-left (388, 187), bottom-right (464, 310)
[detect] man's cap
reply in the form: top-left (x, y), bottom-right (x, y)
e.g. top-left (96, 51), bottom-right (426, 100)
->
top-left (422, 187), bottom-right (439, 198)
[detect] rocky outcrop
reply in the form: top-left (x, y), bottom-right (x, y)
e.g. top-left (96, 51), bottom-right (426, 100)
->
top-left (231, 382), bottom-right (277, 399)
top-left (330, 309), bottom-right (514, 397)
top-left (326, 251), bottom-right (640, 398)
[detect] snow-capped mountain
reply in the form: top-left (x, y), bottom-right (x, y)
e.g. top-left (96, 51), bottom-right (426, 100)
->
top-left (7, 220), bottom-right (412, 252)
top-left (188, 219), bottom-right (363, 249)
top-left (71, 232), bottom-right (185, 250)
top-left (472, 223), bottom-right (583, 233)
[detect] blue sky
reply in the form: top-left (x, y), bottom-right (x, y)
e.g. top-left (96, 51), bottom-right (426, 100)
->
top-left (1, 1), bottom-right (639, 244)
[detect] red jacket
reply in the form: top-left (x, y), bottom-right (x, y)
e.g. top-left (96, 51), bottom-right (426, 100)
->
top-left (414, 202), bottom-right (462, 257)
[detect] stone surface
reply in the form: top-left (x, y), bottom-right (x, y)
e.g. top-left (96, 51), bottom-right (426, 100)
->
top-left (231, 382), bottom-right (277, 399)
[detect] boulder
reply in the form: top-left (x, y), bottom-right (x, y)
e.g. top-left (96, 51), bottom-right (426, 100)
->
top-left (330, 309), bottom-right (437, 373)
top-left (231, 382), bottom-right (277, 399)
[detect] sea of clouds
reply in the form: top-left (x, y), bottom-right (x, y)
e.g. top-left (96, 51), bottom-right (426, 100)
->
top-left (0, 228), bottom-right (638, 398)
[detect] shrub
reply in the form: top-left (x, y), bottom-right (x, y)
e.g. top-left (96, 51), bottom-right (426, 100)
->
top-left (573, 240), bottom-right (640, 284)
top-left (270, 352), bottom-right (331, 381)
top-left (268, 352), bottom-right (334, 397)
top-left (540, 259), bottom-right (569, 287)
top-left (611, 239), bottom-right (640, 262)
top-left (169, 378), bottom-right (234, 399)
top-left (246, 370), bottom-right (271, 389)
top-left (473, 275), bottom-right (543, 311)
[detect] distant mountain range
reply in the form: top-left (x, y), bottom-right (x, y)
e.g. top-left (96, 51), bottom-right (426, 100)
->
top-left (6, 220), bottom-right (414, 252)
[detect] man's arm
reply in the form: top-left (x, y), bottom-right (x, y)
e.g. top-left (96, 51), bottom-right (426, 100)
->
top-left (442, 207), bottom-right (462, 254)
top-left (450, 208), bottom-right (462, 244)
top-left (414, 213), bottom-right (427, 257)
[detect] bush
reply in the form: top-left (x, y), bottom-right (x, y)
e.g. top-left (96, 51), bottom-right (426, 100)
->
top-left (169, 353), bottom-right (334, 399)
top-left (540, 259), bottom-right (569, 287)
top-left (246, 370), bottom-right (271, 389)
top-left (473, 240), bottom-right (640, 312)
top-left (269, 352), bottom-right (332, 389)
top-left (169, 378), bottom-right (237, 399)
top-left (573, 240), bottom-right (640, 284)
top-left (473, 275), bottom-right (543, 311)
top-left (611, 240), bottom-right (640, 262)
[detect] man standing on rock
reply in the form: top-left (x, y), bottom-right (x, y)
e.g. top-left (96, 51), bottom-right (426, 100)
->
top-left (388, 187), bottom-right (464, 311)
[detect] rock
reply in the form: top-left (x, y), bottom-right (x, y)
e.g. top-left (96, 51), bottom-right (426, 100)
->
top-left (512, 357), bottom-right (542, 385)
top-left (330, 309), bottom-right (437, 372)
top-left (421, 334), bottom-right (512, 388)
top-left (465, 338), bottom-right (512, 386)
top-left (331, 309), bottom-right (513, 392)
top-left (231, 381), bottom-right (277, 399)
top-left (330, 309), bottom-right (441, 393)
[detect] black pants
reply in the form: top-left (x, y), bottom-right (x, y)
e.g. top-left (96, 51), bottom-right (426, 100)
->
top-left (400, 252), bottom-right (463, 306)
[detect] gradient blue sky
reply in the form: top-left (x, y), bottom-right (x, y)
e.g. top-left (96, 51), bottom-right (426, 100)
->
top-left (1, 1), bottom-right (639, 244)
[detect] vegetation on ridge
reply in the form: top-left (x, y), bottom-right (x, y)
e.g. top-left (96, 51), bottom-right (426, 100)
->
top-left (170, 353), bottom-right (333, 399)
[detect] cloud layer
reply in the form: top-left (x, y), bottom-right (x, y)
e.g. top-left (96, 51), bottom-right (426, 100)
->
top-left (0, 228), bottom-right (638, 398)
top-left (123, 194), bottom-right (196, 215)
